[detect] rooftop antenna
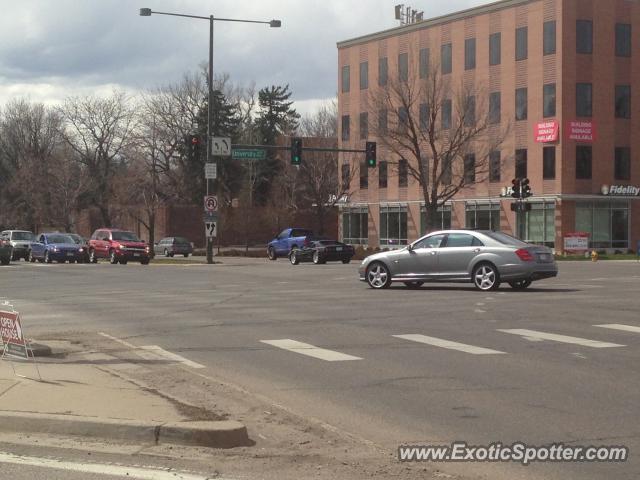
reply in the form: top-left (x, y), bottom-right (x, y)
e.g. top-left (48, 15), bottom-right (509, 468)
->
top-left (394, 4), bottom-right (424, 25)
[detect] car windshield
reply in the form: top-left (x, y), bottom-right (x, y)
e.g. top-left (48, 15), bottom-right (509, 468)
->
top-left (48, 234), bottom-right (74, 244)
top-left (483, 231), bottom-right (529, 247)
top-left (291, 229), bottom-right (312, 237)
top-left (67, 234), bottom-right (84, 244)
top-left (12, 232), bottom-right (34, 240)
top-left (112, 231), bottom-right (141, 242)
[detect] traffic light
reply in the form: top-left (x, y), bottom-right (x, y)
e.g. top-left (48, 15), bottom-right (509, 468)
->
top-left (511, 178), bottom-right (521, 199)
top-left (365, 141), bottom-right (377, 168)
top-left (521, 178), bottom-right (532, 198)
top-left (185, 134), bottom-right (200, 157)
top-left (291, 137), bottom-right (302, 165)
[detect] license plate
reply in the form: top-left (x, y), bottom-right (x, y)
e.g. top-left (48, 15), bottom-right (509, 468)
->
top-left (336, 247), bottom-right (343, 251)
top-left (133, 253), bottom-right (140, 257)
top-left (538, 253), bottom-right (551, 262)
top-left (67, 252), bottom-right (74, 257)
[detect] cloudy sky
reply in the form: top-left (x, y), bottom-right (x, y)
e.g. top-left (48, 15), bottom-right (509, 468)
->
top-left (0, 0), bottom-right (488, 115)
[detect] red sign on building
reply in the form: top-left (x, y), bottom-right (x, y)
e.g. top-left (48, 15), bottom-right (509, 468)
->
top-left (535, 121), bottom-right (559, 143)
top-left (568, 121), bottom-right (597, 142)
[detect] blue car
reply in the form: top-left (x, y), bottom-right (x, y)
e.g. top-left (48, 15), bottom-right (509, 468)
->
top-left (267, 228), bottom-right (313, 260)
top-left (29, 233), bottom-right (86, 264)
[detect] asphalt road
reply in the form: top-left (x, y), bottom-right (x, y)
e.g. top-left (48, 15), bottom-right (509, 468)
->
top-left (1, 257), bottom-right (640, 479)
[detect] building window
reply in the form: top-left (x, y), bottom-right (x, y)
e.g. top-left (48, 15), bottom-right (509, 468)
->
top-left (489, 151), bottom-right (501, 183)
top-left (544, 21), bottom-right (556, 55)
top-left (378, 57), bottom-right (388, 86)
top-left (359, 61), bottom-right (368, 90)
top-left (359, 112), bottom-right (368, 139)
top-left (398, 52), bottom-right (408, 81)
top-left (378, 109), bottom-right (388, 134)
top-left (419, 103), bottom-right (429, 130)
top-left (518, 202), bottom-right (555, 247)
top-left (615, 85), bottom-right (631, 119)
top-left (615, 147), bottom-right (631, 180)
top-left (543, 83), bottom-right (556, 118)
top-left (441, 157), bottom-right (452, 185)
top-left (516, 27), bottom-right (528, 61)
top-left (341, 65), bottom-right (350, 93)
top-left (576, 201), bottom-right (629, 249)
top-left (341, 163), bottom-right (351, 190)
top-left (341, 115), bottom-right (350, 141)
top-left (441, 43), bottom-right (452, 74)
top-left (419, 48), bottom-right (429, 79)
top-left (576, 83), bottom-right (592, 117)
top-left (466, 203), bottom-right (501, 231)
top-left (465, 38), bottom-right (476, 70)
top-left (360, 161), bottom-right (368, 189)
top-left (489, 32), bottom-right (501, 66)
top-left (442, 99), bottom-right (452, 129)
top-left (543, 146), bottom-right (556, 180)
top-left (489, 92), bottom-right (501, 124)
top-left (516, 87), bottom-right (528, 121)
top-left (379, 161), bottom-right (388, 188)
top-left (515, 149), bottom-right (527, 178)
top-left (420, 204), bottom-right (452, 235)
top-left (398, 107), bottom-right (409, 131)
top-left (616, 23), bottom-right (632, 57)
top-left (380, 205), bottom-right (408, 246)
top-left (464, 96), bottom-right (475, 126)
top-left (576, 20), bottom-right (593, 54)
top-left (342, 207), bottom-right (368, 245)
top-left (398, 158), bottom-right (408, 187)
top-left (464, 154), bottom-right (475, 183)
top-left (576, 145), bottom-right (592, 179)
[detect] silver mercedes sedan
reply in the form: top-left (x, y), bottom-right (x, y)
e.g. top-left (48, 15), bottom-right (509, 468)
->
top-left (358, 230), bottom-right (558, 291)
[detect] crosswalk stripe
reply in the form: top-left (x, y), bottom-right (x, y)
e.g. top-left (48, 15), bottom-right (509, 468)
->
top-left (594, 324), bottom-right (640, 334)
top-left (392, 334), bottom-right (506, 355)
top-left (497, 329), bottom-right (625, 348)
top-left (260, 339), bottom-right (362, 362)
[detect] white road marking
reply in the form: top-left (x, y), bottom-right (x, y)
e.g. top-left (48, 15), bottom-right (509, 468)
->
top-left (393, 334), bottom-right (506, 355)
top-left (140, 345), bottom-right (206, 369)
top-left (99, 332), bottom-right (137, 349)
top-left (497, 329), bottom-right (625, 348)
top-left (594, 324), bottom-right (640, 334)
top-left (0, 451), bottom-right (215, 479)
top-left (474, 309), bottom-right (487, 314)
top-left (260, 339), bottom-right (362, 361)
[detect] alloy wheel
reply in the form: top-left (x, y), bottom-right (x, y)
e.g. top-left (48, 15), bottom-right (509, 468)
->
top-left (367, 263), bottom-right (391, 289)
top-left (474, 265), bottom-right (498, 291)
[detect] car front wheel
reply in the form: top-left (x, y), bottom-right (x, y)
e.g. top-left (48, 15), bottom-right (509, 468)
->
top-left (109, 250), bottom-right (118, 264)
top-left (267, 247), bottom-right (277, 261)
top-left (289, 251), bottom-right (299, 265)
top-left (366, 262), bottom-right (392, 289)
top-left (473, 263), bottom-right (500, 291)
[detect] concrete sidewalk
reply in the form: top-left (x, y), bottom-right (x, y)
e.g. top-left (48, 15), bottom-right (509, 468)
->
top-left (0, 343), bottom-right (249, 448)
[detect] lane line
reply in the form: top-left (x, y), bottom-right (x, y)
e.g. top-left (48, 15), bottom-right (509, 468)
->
top-left (392, 334), bottom-right (506, 355)
top-left (497, 329), bottom-right (625, 348)
top-left (140, 346), bottom-right (206, 369)
top-left (260, 339), bottom-right (362, 362)
top-left (594, 324), bottom-right (640, 334)
top-left (98, 332), bottom-right (138, 349)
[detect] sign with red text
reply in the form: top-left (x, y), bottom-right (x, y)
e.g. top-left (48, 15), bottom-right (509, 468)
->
top-left (535, 121), bottom-right (559, 143)
top-left (568, 121), bottom-right (596, 142)
top-left (563, 232), bottom-right (590, 253)
top-left (0, 310), bottom-right (28, 359)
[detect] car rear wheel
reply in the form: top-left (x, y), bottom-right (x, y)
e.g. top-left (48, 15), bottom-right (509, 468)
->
top-left (366, 262), bottom-right (392, 289)
top-left (404, 281), bottom-right (424, 289)
top-left (312, 251), bottom-right (325, 265)
top-left (341, 258), bottom-right (351, 264)
top-left (473, 263), bottom-right (500, 291)
top-left (183, 253), bottom-right (189, 258)
top-left (89, 249), bottom-right (98, 264)
top-left (267, 247), bottom-right (277, 261)
top-left (109, 250), bottom-right (118, 264)
top-left (289, 251), bottom-right (299, 265)
top-left (509, 280), bottom-right (532, 290)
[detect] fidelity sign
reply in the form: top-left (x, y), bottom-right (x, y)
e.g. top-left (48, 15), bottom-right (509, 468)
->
top-left (601, 185), bottom-right (640, 196)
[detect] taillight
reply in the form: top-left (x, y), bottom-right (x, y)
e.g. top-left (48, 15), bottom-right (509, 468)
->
top-left (515, 249), bottom-right (534, 262)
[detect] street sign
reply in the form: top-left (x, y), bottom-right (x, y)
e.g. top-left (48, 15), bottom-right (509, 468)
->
top-left (204, 195), bottom-right (218, 213)
top-left (211, 137), bottom-right (231, 156)
top-left (203, 212), bottom-right (218, 222)
top-left (204, 163), bottom-right (217, 179)
top-left (0, 310), bottom-right (28, 359)
top-left (231, 149), bottom-right (267, 160)
top-left (204, 221), bottom-right (217, 238)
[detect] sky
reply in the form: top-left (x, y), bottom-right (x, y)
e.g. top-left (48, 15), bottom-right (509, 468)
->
top-left (0, 0), bottom-right (489, 116)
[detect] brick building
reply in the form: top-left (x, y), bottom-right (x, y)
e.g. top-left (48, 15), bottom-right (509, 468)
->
top-left (337, 0), bottom-right (640, 252)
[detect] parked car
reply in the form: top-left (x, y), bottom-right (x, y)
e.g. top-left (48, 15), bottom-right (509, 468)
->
top-left (88, 229), bottom-right (151, 265)
top-left (359, 230), bottom-right (558, 291)
top-left (155, 237), bottom-right (193, 257)
top-left (267, 228), bottom-right (313, 260)
top-left (0, 233), bottom-right (12, 265)
top-left (29, 233), bottom-right (86, 263)
top-left (0, 230), bottom-right (35, 261)
top-left (66, 233), bottom-right (90, 263)
top-left (289, 239), bottom-right (355, 265)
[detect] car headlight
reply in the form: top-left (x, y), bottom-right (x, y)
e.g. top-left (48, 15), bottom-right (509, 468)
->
top-left (78, 248), bottom-right (84, 252)
top-left (52, 247), bottom-right (58, 252)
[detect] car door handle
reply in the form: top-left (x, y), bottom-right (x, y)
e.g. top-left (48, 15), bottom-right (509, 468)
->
top-left (473, 248), bottom-right (482, 253)
top-left (431, 251), bottom-right (437, 256)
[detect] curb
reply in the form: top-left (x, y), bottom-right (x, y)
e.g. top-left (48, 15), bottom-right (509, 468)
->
top-left (0, 411), bottom-right (250, 448)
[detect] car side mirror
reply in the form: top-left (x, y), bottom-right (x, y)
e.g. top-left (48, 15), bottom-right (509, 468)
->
top-left (407, 243), bottom-right (414, 252)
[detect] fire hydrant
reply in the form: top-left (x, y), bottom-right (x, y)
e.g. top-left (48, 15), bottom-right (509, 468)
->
top-left (591, 250), bottom-right (599, 262)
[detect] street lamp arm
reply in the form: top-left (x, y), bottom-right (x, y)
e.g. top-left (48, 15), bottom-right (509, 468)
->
top-left (141, 10), bottom-right (209, 20)
top-left (140, 9), bottom-right (281, 26)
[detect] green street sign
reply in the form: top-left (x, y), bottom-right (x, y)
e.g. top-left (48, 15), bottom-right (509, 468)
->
top-left (231, 149), bottom-right (267, 160)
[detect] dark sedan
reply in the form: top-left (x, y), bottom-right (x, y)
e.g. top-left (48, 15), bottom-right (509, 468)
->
top-left (66, 233), bottom-right (90, 263)
top-left (289, 240), bottom-right (355, 265)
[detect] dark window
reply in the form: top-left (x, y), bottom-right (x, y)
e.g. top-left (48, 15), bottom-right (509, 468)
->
top-left (543, 146), bottom-right (556, 180)
top-left (576, 146), bottom-right (592, 179)
top-left (489, 151), bottom-right (501, 182)
top-left (616, 24), bottom-right (631, 57)
top-left (360, 162), bottom-right (368, 189)
top-left (489, 32), bottom-right (501, 66)
top-left (359, 62), bottom-right (368, 90)
top-left (515, 149), bottom-right (527, 178)
top-left (398, 159), bottom-right (408, 187)
top-left (419, 48), bottom-right (429, 79)
top-left (576, 20), bottom-right (593, 54)
top-left (378, 57), bottom-right (388, 86)
top-left (464, 96), bottom-right (476, 126)
top-left (516, 88), bottom-right (528, 121)
top-left (341, 65), bottom-right (350, 93)
top-left (398, 107), bottom-right (409, 131)
top-left (379, 161), bottom-right (388, 188)
top-left (615, 85), bottom-right (631, 118)
top-left (442, 99), bottom-right (452, 129)
top-left (465, 38), bottom-right (476, 70)
top-left (516, 27), bottom-right (528, 61)
top-left (341, 115), bottom-right (350, 141)
top-left (359, 112), bottom-right (368, 139)
top-left (489, 92), bottom-right (501, 124)
top-left (419, 103), bottom-right (429, 130)
top-left (543, 83), bottom-right (556, 118)
top-left (576, 83), bottom-right (592, 117)
top-left (398, 52), bottom-right (408, 81)
top-left (378, 109), bottom-right (388, 133)
top-left (615, 147), bottom-right (631, 180)
top-left (341, 163), bottom-right (351, 190)
top-left (464, 154), bottom-right (476, 183)
top-left (544, 21), bottom-right (556, 55)
top-left (441, 43), bottom-right (452, 74)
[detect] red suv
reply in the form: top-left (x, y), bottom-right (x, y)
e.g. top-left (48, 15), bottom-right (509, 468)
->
top-left (88, 229), bottom-right (151, 265)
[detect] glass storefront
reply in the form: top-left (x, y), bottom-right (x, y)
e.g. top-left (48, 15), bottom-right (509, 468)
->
top-left (380, 205), bottom-right (408, 246)
top-left (465, 202), bottom-right (501, 231)
top-left (342, 207), bottom-right (368, 245)
top-left (517, 201), bottom-right (555, 248)
top-left (420, 204), bottom-right (452, 235)
top-left (575, 201), bottom-right (629, 249)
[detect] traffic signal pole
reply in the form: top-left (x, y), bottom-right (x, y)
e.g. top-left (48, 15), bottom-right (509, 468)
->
top-left (206, 15), bottom-right (214, 265)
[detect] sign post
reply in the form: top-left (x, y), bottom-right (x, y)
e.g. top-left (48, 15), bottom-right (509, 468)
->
top-left (0, 305), bottom-right (41, 380)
